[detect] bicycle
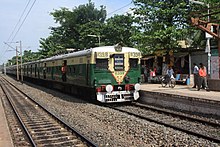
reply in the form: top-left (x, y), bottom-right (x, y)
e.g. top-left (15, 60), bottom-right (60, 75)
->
top-left (161, 75), bottom-right (176, 88)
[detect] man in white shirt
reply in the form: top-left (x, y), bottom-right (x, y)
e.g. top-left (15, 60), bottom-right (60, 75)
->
top-left (165, 66), bottom-right (174, 83)
top-left (192, 63), bottom-right (199, 88)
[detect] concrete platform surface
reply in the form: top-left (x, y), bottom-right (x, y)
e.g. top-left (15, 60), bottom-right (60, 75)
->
top-left (140, 84), bottom-right (220, 117)
top-left (140, 84), bottom-right (220, 102)
top-left (0, 89), bottom-right (13, 147)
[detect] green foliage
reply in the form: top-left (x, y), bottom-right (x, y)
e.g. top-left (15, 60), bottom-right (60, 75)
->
top-left (39, 0), bottom-right (106, 55)
top-left (22, 50), bottom-right (39, 62)
top-left (38, 1), bottom-right (137, 56)
top-left (7, 0), bottom-right (220, 65)
top-left (51, 1), bottom-right (106, 49)
top-left (133, 0), bottom-right (190, 54)
top-left (102, 14), bottom-right (138, 47)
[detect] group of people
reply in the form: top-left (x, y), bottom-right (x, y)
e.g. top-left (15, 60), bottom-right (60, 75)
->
top-left (192, 63), bottom-right (209, 91)
top-left (143, 63), bottom-right (210, 91)
top-left (143, 65), bottom-right (175, 83)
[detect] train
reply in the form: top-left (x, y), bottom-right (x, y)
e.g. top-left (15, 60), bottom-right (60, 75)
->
top-left (6, 45), bottom-right (142, 103)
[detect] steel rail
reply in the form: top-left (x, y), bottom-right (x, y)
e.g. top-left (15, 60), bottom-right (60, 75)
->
top-left (133, 102), bottom-right (220, 128)
top-left (106, 104), bottom-right (220, 144)
top-left (0, 77), bottom-right (37, 146)
top-left (0, 76), bottom-right (97, 147)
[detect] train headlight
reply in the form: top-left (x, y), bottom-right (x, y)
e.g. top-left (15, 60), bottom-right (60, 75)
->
top-left (134, 83), bottom-right (141, 91)
top-left (106, 85), bottom-right (113, 93)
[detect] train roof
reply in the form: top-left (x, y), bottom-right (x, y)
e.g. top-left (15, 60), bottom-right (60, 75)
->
top-left (92, 46), bottom-right (140, 53)
top-left (23, 46), bottom-right (141, 64)
top-left (40, 46), bottom-right (140, 62)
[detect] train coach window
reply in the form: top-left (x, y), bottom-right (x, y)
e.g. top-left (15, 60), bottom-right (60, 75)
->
top-left (129, 59), bottom-right (138, 69)
top-left (95, 59), bottom-right (108, 70)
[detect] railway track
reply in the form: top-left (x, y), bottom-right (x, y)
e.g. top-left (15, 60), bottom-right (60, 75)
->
top-left (106, 102), bottom-right (220, 144)
top-left (0, 76), bottom-right (97, 147)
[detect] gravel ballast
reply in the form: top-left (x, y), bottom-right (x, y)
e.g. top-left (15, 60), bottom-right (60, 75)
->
top-left (5, 76), bottom-right (220, 146)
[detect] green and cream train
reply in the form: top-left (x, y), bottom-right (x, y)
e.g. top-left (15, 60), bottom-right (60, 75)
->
top-left (6, 45), bottom-right (142, 103)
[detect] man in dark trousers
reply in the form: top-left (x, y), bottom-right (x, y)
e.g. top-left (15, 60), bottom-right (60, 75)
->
top-left (197, 63), bottom-right (209, 91)
top-left (192, 63), bottom-right (199, 88)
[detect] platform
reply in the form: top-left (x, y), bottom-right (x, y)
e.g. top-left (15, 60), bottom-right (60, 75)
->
top-left (0, 89), bottom-right (13, 147)
top-left (139, 84), bottom-right (220, 117)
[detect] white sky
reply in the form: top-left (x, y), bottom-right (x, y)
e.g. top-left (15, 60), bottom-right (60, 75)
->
top-left (0, 0), bottom-right (133, 64)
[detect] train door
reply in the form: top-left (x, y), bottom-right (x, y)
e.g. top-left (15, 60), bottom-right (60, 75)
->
top-left (86, 57), bottom-right (90, 85)
top-left (43, 63), bottom-right (46, 79)
top-left (30, 65), bottom-right (33, 77)
top-left (37, 63), bottom-right (40, 78)
top-left (34, 64), bottom-right (37, 77)
top-left (61, 60), bottom-right (67, 82)
top-left (27, 65), bottom-right (29, 76)
top-left (52, 61), bottom-right (54, 80)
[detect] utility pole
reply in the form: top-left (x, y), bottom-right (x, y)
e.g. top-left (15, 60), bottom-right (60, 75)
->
top-left (20, 41), bottom-right (23, 82)
top-left (16, 46), bottom-right (19, 81)
top-left (3, 63), bottom-right (6, 75)
top-left (206, 3), bottom-right (211, 76)
top-left (190, 1), bottom-right (220, 79)
top-left (189, 0), bottom-right (213, 77)
top-left (4, 41), bottom-right (23, 81)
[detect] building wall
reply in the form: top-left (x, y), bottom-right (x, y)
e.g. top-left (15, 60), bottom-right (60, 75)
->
top-left (191, 51), bottom-right (208, 70)
top-left (211, 56), bottom-right (219, 79)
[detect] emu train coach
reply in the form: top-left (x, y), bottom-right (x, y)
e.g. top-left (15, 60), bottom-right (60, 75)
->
top-left (6, 45), bottom-right (142, 103)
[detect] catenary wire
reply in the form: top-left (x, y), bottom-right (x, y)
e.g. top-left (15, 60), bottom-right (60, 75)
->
top-left (11, 0), bottom-right (37, 41)
top-left (107, 1), bottom-right (133, 17)
top-left (7, 0), bottom-right (32, 43)
top-left (1, 0), bottom-right (37, 64)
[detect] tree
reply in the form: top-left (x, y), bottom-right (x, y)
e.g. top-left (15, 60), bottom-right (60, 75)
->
top-left (40, 0), bottom-right (107, 54)
top-left (133, 0), bottom-right (190, 54)
top-left (102, 14), bottom-right (138, 47)
top-left (22, 50), bottom-right (38, 62)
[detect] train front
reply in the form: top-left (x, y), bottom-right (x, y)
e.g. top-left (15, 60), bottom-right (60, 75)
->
top-left (92, 45), bottom-right (142, 103)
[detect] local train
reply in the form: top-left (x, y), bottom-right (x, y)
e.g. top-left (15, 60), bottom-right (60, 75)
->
top-left (6, 45), bottom-right (142, 103)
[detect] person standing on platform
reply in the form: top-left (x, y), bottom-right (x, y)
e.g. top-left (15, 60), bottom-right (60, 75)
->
top-left (197, 63), bottom-right (209, 91)
top-left (165, 66), bottom-right (174, 83)
top-left (192, 63), bottom-right (199, 88)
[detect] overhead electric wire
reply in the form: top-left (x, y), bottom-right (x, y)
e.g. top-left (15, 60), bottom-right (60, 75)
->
top-left (7, 0), bottom-right (32, 42)
top-left (107, 1), bottom-right (133, 17)
top-left (1, 0), bottom-right (37, 64)
top-left (11, 0), bottom-right (37, 41)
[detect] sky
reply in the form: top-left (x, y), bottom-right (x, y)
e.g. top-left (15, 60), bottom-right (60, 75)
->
top-left (0, 0), bottom-right (134, 65)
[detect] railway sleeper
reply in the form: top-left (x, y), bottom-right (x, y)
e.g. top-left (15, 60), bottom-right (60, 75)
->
top-left (26, 122), bottom-right (55, 127)
top-left (34, 133), bottom-right (72, 140)
top-left (41, 140), bottom-right (84, 146)
top-left (36, 136), bottom-right (78, 144)
top-left (30, 129), bottom-right (66, 135)
top-left (28, 124), bottom-right (61, 130)
top-left (30, 127), bottom-right (63, 132)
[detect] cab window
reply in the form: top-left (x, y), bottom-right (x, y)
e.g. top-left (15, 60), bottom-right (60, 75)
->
top-left (95, 59), bottom-right (108, 70)
top-left (129, 59), bottom-right (138, 69)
